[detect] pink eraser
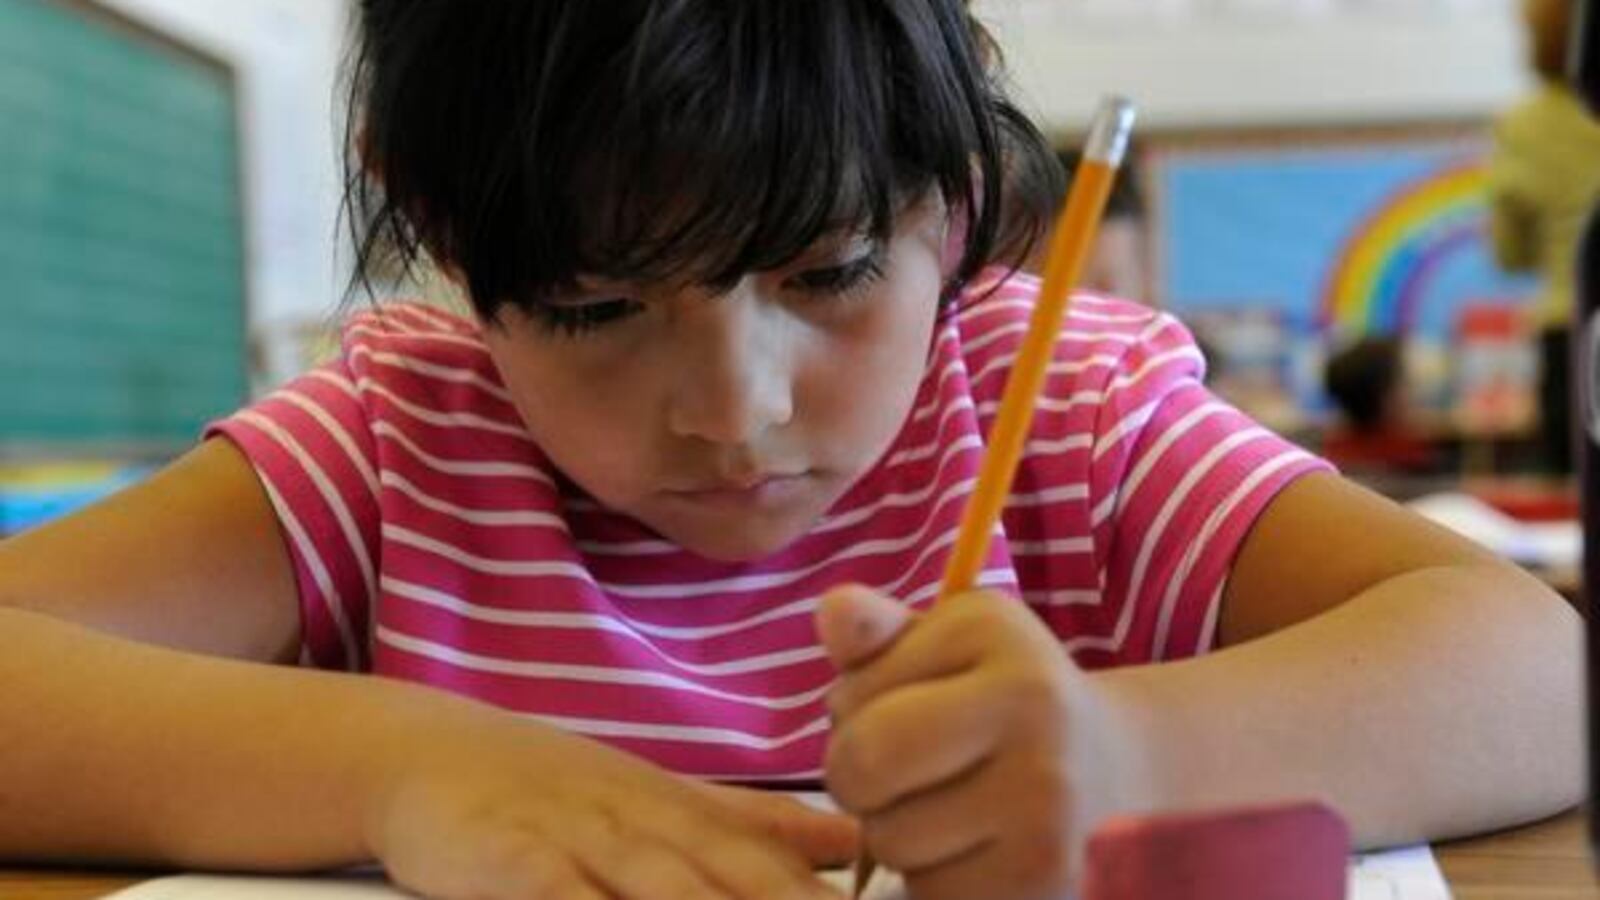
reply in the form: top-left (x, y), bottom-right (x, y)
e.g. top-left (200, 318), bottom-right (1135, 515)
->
top-left (1082, 801), bottom-right (1349, 900)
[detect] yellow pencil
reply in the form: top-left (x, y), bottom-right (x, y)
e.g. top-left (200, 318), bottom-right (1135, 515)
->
top-left (850, 95), bottom-right (1137, 899)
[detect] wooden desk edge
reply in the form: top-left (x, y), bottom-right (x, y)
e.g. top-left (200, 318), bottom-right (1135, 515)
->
top-left (5, 809), bottom-right (1597, 899)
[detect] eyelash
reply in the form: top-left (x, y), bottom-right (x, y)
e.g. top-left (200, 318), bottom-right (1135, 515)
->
top-left (529, 251), bottom-right (887, 338)
top-left (786, 251), bottom-right (887, 297)
top-left (528, 298), bottom-right (643, 338)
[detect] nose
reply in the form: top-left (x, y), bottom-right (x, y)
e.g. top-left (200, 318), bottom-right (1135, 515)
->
top-left (665, 284), bottom-right (795, 447)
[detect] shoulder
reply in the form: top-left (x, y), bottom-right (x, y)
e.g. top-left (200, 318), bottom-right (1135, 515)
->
top-left (340, 301), bottom-right (493, 370)
top-left (334, 301), bottom-right (519, 418)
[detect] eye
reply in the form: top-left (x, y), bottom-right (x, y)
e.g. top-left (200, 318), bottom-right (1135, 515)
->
top-left (785, 249), bottom-right (887, 297)
top-left (528, 298), bottom-right (644, 337)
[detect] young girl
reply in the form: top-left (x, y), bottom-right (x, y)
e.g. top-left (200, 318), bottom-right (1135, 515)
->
top-left (0, 3), bottom-right (1581, 899)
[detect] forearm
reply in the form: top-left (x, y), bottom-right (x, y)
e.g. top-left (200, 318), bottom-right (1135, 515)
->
top-left (1095, 563), bottom-right (1584, 848)
top-left (0, 608), bottom-right (492, 870)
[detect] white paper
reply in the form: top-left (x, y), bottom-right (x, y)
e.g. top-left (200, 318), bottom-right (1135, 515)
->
top-left (819, 866), bottom-right (906, 899)
top-left (106, 790), bottom-right (1450, 899)
top-left (108, 846), bottom-right (1449, 900)
top-left (1406, 492), bottom-right (1580, 570)
top-left (110, 876), bottom-right (401, 900)
top-left (1349, 845), bottom-right (1453, 900)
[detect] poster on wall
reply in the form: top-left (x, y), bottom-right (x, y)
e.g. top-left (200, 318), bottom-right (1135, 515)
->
top-left (1152, 139), bottom-right (1541, 427)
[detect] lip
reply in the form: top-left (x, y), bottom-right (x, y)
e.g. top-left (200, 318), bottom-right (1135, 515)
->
top-left (666, 472), bottom-right (813, 508)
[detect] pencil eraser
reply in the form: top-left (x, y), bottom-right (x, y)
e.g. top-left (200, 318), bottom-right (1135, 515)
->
top-left (1082, 801), bottom-right (1349, 900)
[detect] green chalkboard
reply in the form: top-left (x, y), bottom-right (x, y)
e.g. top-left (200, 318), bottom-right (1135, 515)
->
top-left (0, 0), bottom-right (247, 456)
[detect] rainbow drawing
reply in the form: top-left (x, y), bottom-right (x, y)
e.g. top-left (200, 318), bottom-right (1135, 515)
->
top-left (1318, 161), bottom-right (1488, 336)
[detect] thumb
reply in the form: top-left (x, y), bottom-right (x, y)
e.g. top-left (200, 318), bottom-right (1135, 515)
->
top-left (698, 784), bottom-right (861, 868)
top-left (816, 584), bottom-right (914, 673)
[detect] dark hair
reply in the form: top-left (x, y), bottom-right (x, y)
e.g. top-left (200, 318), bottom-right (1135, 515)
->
top-left (1524, 0), bottom-right (1573, 82)
top-left (1324, 337), bottom-right (1402, 432)
top-left (343, 1), bottom-right (1062, 321)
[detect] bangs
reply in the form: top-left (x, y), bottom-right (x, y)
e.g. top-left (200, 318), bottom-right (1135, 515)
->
top-left (566, 3), bottom-right (936, 290)
top-left (348, 0), bottom-right (1059, 316)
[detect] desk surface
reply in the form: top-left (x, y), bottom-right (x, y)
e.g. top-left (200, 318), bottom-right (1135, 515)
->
top-left (2, 810), bottom-right (1596, 899)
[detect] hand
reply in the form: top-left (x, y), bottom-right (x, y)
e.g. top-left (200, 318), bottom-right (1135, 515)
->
top-left (366, 711), bottom-right (857, 900)
top-left (818, 585), bottom-right (1147, 900)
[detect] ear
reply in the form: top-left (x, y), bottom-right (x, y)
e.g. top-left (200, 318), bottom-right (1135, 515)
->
top-left (941, 165), bottom-right (988, 282)
top-left (941, 203), bottom-right (969, 282)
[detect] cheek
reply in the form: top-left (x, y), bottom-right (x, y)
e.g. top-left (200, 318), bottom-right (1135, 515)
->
top-left (488, 348), bottom-right (657, 500)
top-left (800, 274), bottom-right (941, 461)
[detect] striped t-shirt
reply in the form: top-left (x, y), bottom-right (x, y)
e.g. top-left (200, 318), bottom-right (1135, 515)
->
top-left (210, 269), bottom-right (1328, 781)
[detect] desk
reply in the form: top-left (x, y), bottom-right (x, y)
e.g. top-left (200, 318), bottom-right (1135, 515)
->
top-left (1436, 810), bottom-right (1598, 899)
top-left (3, 810), bottom-right (1596, 899)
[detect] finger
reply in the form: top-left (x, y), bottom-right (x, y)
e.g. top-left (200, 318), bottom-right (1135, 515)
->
top-left (698, 784), bottom-right (862, 867)
top-left (903, 843), bottom-right (1009, 900)
top-left (594, 838), bottom-right (737, 900)
top-left (640, 800), bottom-right (842, 900)
top-left (897, 763), bottom-right (1076, 900)
top-left (904, 832), bottom-right (1074, 900)
top-left (828, 590), bottom-right (1015, 720)
top-left (561, 807), bottom-right (738, 900)
top-left (816, 584), bottom-right (915, 672)
top-left (478, 842), bottom-right (613, 900)
top-left (826, 671), bottom-right (1002, 815)
top-left (859, 759), bottom-right (1005, 875)
top-left (686, 832), bottom-right (846, 900)
top-left (395, 830), bottom-right (611, 900)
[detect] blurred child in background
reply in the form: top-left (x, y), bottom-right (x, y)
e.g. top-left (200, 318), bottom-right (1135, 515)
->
top-left (1322, 337), bottom-right (1441, 474)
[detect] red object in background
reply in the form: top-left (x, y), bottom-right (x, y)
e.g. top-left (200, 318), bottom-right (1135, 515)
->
top-left (1466, 481), bottom-right (1580, 522)
top-left (1321, 428), bottom-right (1440, 472)
top-left (1082, 802), bottom-right (1349, 900)
top-left (1454, 303), bottom-right (1537, 435)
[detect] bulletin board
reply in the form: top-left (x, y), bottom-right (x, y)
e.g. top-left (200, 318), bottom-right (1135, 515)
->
top-left (1144, 125), bottom-right (1543, 419)
top-left (1150, 126), bottom-right (1539, 340)
top-left (0, 0), bottom-right (248, 457)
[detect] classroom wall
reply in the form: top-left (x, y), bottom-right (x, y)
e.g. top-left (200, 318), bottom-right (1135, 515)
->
top-left (84, 0), bottom-right (1533, 392)
top-left (975, 0), bottom-right (1534, 132)
top-left (95, 1), bottom-right (1533, 293)
top-left (97, 0), bottom-right (349, 338)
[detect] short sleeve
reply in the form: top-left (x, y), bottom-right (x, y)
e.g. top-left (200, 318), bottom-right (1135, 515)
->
top-left (206, 358), bottom-right (381, 671)
top-left (1084, 313), bottom-right (1332, 665)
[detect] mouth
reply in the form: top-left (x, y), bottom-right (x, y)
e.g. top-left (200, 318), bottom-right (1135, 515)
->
top-left (664, 472), bottom-right (814, 509)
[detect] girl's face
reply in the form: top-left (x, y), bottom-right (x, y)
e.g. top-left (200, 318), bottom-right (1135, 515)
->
top-left (483, 198), bottom-right (949, 562)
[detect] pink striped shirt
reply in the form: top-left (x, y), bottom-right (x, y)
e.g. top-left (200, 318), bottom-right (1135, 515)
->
top-left (209, 270), bottom-right (1328, 781)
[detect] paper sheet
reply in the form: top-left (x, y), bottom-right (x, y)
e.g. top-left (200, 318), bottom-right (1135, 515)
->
top-left (1348, 845), bottom-right (1453, 900)
top-left (107, 845), bottom-right (1450, 900)
top-left (106, 789), bottom-right (1452, 899)
top-left (1406, 492), bottom-right (1581, 570)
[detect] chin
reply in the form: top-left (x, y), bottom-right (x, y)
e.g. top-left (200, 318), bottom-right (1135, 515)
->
top-left (652, 512), bottom-right (812, 560)
top-left (669, 517), bottom-right (813, 563)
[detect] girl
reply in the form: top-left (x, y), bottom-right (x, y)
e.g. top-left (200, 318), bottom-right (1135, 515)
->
top-left (0, 3), bottom-right (1582, 899)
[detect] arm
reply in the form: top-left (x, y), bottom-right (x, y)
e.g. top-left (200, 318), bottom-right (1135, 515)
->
top-left (1098, 473), bottom-right (1583, 847)
top-left (0, 438), bottom-right (404, 866)
top-left (0, 439), bottom-right (301, 663)
top-left (0, 604), bottom-right (461, 868)
top-left (818, 473), bottom-right (1582, 899)
top-left (0, 441), bottom-right (854, 896)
